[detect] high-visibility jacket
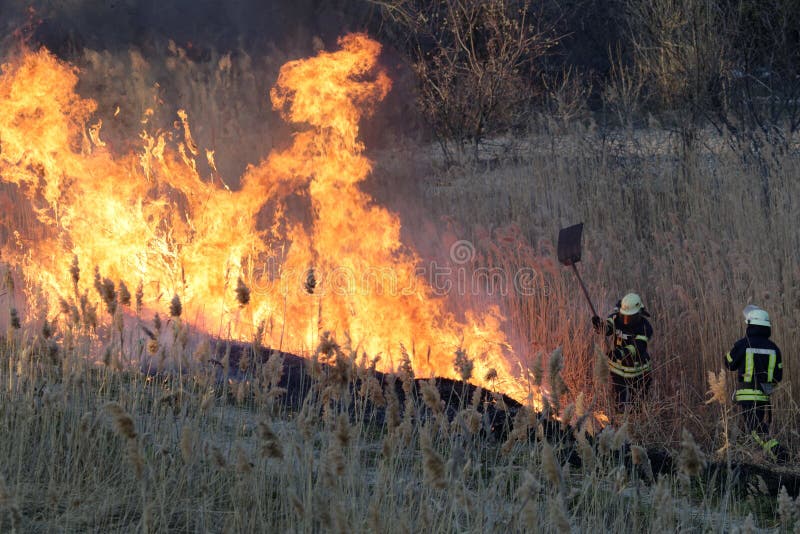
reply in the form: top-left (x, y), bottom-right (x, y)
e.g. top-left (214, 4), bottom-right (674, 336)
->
top-left (600, 314), bottom-right (653, 378)
top-left (725, 325), bottom-right (783, 402)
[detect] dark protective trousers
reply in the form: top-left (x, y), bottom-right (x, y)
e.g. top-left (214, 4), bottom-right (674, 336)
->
top-left (737, 400), bottom-right (771, 435)
top-left (610, 372), bottom-right (652, 412)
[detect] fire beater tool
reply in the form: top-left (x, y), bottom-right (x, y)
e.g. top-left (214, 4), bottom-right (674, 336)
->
top-left (557, 223), bottom-right (598, 318)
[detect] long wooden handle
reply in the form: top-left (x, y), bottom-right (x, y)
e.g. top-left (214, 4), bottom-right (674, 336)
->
top-left (571, 263), bottom-right (598, 317)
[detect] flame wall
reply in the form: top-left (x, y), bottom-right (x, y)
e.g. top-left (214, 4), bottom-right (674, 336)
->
top-left (0, 34), bottom-right (533, 403)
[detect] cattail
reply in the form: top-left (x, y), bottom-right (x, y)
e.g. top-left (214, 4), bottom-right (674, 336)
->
top-left (462, 408), bottom-right (482, 435)
top-left (260, 349), bottom-right (281, 385)
top-left (516, 470), bottom-right (542, 500)
top-left (531, 352), bottom-right (543, 388)
top-left (257, 420), bottom-right (284, 459)
top-left (92, 267), bottom-right (103, 294)
top-left (652, 478), bottom-right (675, 530)
top-left (575, 432), bottom-right (596, 471)
top-left (105, 402), bottom-right (137, 439)
top-left (118, 280), bottom-right (131, 307)
top-left (574, 392), bottom-right (586, 424)
top-left (235, 445), bottom-right (253, 474)
top-left (380, 434), bottom-right (394, 460)
top-left (541, 440), bottom-right (562, 487)
top-left (100, 277), bottom-right (117, 316)
top-left (548, 497), bottom-right (571, 533)
top-left (560, 402), bottom-right (575, 430)
top-left (9, 308), bottom-right (20, 329)
top-left (421, 379), bottom-right (443, 414)
top-left (315, 330), bottom-right (340, 360)
top-left (491, 391), bottom-right (508, 412)
top-left (235, 381), bottom-right (247, 405)
top-left (79, 412), bottom-right (95, 435)
top-left (678, 428), bottom-right (706, 478)
top-left (147, 339), bottom-right (159, 355)
top-left (69, 255), bottom-right (80, 287)
top-left (304, 267), bottom-right (317, 294)
top-left (235, 277), bottom-right (250, 307)
top-left (59, 298), bottom-right (71, 316)
top-left (169, 294), bottom-right (182, 318)
top-left (127, 439), bottom-right (145, 480)
top-left (777, 485), bottom-right (796, 528)
top-left (520, 496), bottom-right (538, 531)
top-left (612, 421), bottom-right (629, 449)
top-left (180, 425), bottom-right (196, 463)
top-left (326, 440), bottom-right (346, 480)
top-left (445, 441), bottom-right (466, 481)
top-left (705, 369), bottom-right (728, 405)
top-left (454, 347), bottom-right (473, 382)
top-left (112, 306), bottom-right (123, 333)
top-left (502, 407), bottom-right (533, 454)
top-left (361, 374), bottom-right (385, 406)
top-left (253, 320), bottom-right (266, 348)
top-left (135, 281), bottom-right (143, 314)
top-left (334, 413), bottom-right (351, 449)
top-left (485, 367), bottom-right (498, 382)
top-left (471, 386), bottom-right (483, 409)
top-left (421, 426), bottom-right (447, 489)
top-left (598, 425), bottom-right (616, 458)
top-left (153, 313), bottom-right (162, 334)
top-left (41, 319), bottom-right (53, 339)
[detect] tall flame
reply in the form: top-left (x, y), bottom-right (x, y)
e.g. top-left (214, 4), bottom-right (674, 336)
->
top-left (0, 34), bottom-right (533, 403)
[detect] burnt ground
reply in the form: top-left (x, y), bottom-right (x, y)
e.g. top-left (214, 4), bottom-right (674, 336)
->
top-left (200, 340), bottom-right (800, 498)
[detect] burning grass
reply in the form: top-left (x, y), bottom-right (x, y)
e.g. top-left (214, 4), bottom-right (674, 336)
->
top-left (0, 24), bottom-right (799, 531)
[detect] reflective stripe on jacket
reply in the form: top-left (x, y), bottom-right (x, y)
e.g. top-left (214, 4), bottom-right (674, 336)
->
top-left (725, 324), bottom-right (782, 402)
top-left (602, 314), bottom-right (653, 378)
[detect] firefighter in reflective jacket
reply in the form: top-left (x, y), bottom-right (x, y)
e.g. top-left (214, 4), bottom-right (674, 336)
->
top-left (725, 305), bottom-right (783, 458)
top-left (592, 292), bottom-right (653, 411)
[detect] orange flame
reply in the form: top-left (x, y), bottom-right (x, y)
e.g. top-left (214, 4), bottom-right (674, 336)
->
top-left (0, 34), bottom-right (535, 404)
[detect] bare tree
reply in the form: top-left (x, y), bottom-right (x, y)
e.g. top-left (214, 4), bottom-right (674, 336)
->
top-left (371, 0), bottom-right (561, 164)
top-left (622, 0), bottom-right (800, 169)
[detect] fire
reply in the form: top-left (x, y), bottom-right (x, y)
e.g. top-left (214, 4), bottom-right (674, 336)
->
top-left (0, 34), bottom-right (535, 404)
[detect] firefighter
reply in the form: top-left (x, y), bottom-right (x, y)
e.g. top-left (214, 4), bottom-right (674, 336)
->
top-left (725, 305), bottom-right (784, 460)
top-left (592, 292), bottom-right (653, 411)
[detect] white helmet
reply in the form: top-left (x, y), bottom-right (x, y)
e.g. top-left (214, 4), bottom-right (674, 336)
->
top-left (743, 305), bottom-right (771, 327)
top-left (619, 293), bottom-right (644, 316)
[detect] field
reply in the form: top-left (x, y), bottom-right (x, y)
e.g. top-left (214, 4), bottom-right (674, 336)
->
top-left (2, 131), bottom-right (800, 531)
top-left (1, 21), bottom-right (800, 533)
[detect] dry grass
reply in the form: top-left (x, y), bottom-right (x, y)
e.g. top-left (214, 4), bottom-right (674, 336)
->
top-left (0, 321), bottom-right (794, 532)
top-left (395, 125), bottom-right (800, 458)
top-left (0, 38), bottom-right (798, 531)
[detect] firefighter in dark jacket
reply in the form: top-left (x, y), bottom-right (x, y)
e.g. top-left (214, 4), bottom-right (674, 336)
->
top-left (592, 292), bottom-right (653, 411)
top-left (725, 305), bottom-right (783, 458)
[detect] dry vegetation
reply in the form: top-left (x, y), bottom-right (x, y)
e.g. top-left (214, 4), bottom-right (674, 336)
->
top-left (1, 1), bottom-right (800, 531)
top-left (0, 315), bottom-right (798, 532)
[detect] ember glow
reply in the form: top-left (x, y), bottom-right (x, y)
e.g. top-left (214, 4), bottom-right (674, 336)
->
top-left (0, 34), bottom-right (534, 404)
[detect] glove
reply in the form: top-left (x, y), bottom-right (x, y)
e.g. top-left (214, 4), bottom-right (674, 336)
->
top-left (591, 315), bottom-right (602, 329)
